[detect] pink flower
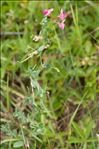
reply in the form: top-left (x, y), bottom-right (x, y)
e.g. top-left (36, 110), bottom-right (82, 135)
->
top-left (58, 21), bottom-right (65, 30)
top-left (58, 9), bottom-right (69, 21)
top-left (43, 8), bottom-right (53, 17)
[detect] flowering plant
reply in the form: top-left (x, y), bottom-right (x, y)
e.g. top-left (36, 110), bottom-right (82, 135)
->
top-left (42, 8), bottom-right (69, 30)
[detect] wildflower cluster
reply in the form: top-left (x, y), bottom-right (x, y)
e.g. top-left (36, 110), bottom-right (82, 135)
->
top-left (42, 8), bottom-right (69, 30)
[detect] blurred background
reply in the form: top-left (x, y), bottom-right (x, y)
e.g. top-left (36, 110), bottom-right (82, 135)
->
top-left (0, 1), bottom-right (99, 149)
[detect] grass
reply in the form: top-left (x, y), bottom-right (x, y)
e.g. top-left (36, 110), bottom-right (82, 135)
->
top-left (0, 0), bottom-right (99, 149)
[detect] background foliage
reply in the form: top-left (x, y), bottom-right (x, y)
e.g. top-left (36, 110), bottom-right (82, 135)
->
top-left (0, 0), bottom-right (99, 149)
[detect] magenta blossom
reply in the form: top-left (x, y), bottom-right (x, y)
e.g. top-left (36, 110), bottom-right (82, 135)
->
top-left (58, 9), bottom-right (69, 21)
top-left (58, 21), bottom-right (65, 30)
top-left (43, 8), bottom-right (53, 17)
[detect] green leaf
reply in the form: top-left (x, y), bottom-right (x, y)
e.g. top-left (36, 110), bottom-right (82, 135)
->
top-left (13, 141), bottom-right (24, 148)
top-left (84, 120), bottom-right (95, 138)
top-left (37, 45), bottom-right (45, 53)
top-left (72, 121), bottom-right (85, 138)
top-left (68, 137), bottom-right (97, 143)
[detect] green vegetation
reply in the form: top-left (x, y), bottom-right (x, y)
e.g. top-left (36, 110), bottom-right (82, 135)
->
top-left (0, 1), bottom-right (99, 149)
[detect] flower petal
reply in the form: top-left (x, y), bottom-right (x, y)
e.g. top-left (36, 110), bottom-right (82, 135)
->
top-left (58, 22), bottom-right (65, 30)
top-left (43, 8), bottom-right (53, 17)
top-left (58, 9), bottom-right (69, 21)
